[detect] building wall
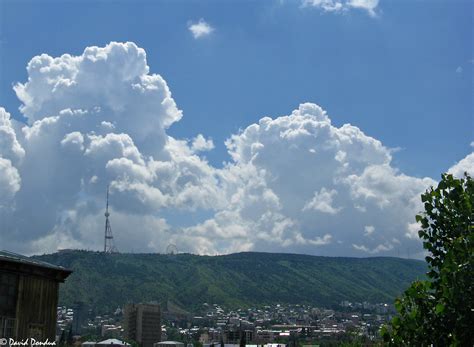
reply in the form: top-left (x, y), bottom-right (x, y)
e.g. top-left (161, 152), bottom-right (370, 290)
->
top-left (0, 254), bottom-right (71, 342)
top-left (224, 330), bottom-right (254, 344)
top-left (124, 305), bottom-right (138, 341)
top-left (0, 272), bottom-right (18, 317)
top-left (14, 274), bottom-right (59, 340)
top-left (0, 272), bottom-right (19, 338)
top-left (139, 306), bottom-right (161, 347)
top-left (124, 304), bottom-right (161, 347)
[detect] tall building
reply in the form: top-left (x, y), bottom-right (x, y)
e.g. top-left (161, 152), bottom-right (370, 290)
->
top-left (0, 250), bottom-right (72, 340)
top-left (224, 330), bottom-right (253, 344)
top-left (124, 303), bottom-right (161, 347)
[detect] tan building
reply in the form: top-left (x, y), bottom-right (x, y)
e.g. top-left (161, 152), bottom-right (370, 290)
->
top-left (0, 250), bottom-right (72, 341)
top-left (124, 303), bottom-right (161, 347)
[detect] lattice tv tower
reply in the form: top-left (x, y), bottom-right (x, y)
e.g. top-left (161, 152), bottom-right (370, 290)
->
top-left (104, 185), bottom-right (118, 253)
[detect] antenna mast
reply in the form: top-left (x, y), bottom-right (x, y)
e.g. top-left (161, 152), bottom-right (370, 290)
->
top-left (104, 185), bottom-right (117, 253)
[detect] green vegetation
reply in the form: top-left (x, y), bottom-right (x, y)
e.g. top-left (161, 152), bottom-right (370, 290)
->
top-left (382, 173), bottom-right (474, 346)
top-left (33, 250), bottom-right (425, 313)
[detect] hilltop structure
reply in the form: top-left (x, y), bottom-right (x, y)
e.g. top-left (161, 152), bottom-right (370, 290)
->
top-left (104, 185), bottom-right (118, 253)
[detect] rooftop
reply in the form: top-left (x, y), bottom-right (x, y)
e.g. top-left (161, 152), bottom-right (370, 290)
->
top-left (156, 342), bottom-right (185, 345)
top-left (97, 339), bottom-right (130, 345)
top-left (0, 250), bottom-right (69, 271)
top-left (0, 250), bottom-right (72, 281)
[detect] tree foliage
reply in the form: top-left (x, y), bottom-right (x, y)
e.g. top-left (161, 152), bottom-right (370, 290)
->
top-left (382, 173), bottom-right (474, 346)
top-left (34, 250), bottom-right (425, 313)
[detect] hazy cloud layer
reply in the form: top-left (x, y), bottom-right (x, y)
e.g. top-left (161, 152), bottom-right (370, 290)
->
top-left (0, 42), bottom-right (472, 257)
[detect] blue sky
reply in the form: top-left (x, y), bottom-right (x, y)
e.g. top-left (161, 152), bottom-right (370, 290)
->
top-left (0, 0), bottom-right (472, 256)
top-left (1, 0), bottom-right (472, 177)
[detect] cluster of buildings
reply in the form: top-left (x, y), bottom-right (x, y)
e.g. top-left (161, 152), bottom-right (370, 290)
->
top-left (56, 300), bottom-right (393, 347)
top-left (173, 302), bottom-right (392, 344)
top-left (56, 303), bottom-right (164, 347)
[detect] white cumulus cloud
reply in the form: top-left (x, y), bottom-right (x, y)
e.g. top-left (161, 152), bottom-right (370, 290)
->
top-left (0, 42), bottom-right (221, 254)
top-left (191, 134), bottom-right (215, 152)
top-left (448, 152), bottom-right (474, 178)
top-left (303, 188), bottom-right (341, 214)
top-left (0, 158), bottom-right (21, 206)
top-left (188, 19), bottom-right (214, 39)
top-left (1, 41), bottom-right (471, 258)
top-left (212, 102), bottom-right (436, 256)
top-left (0, 108), bottom-right (25, 164)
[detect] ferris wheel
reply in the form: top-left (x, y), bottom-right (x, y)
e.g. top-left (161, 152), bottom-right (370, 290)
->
top-left (166, 243), bottom-right (178, 255)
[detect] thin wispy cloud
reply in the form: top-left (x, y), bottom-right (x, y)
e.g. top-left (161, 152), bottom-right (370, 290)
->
top-left (188, 19), bottom-right (214, 39)
top-left (302, 0), bottom-right (379, 17)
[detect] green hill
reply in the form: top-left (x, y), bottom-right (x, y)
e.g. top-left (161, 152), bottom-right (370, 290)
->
top-left (33, 250), bottom-right (426, 313)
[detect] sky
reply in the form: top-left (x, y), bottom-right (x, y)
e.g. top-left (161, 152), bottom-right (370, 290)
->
top-left (0, 0), bottom-right (472, 257)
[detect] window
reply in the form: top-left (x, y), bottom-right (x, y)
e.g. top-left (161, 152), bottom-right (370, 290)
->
top-left (0, 316), bottom-right (16, 338)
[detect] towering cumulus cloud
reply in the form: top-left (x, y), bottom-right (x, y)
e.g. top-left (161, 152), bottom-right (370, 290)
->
top-left (0, 42), bottom-right (472, 256)
top-left (0, 108), bottom-right (24, 207)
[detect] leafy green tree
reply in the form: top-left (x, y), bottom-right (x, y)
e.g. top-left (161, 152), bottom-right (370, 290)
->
top-left (382, 173), bottom-right (474, 346)
top-left (167, 327), bottom-right (182, 341)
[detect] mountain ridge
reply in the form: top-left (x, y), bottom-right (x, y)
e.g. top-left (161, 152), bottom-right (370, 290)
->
top-left (32, 250), bottom-right (426, 313)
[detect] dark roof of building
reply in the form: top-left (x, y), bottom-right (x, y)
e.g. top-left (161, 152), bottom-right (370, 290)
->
top-left (0, 250), bottom-right (68, 270)
top-left (0, 250), bottom-right (72, 281)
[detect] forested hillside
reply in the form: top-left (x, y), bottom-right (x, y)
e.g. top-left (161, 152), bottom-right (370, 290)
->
top-left (34, 250), bottom-right (426, 313)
